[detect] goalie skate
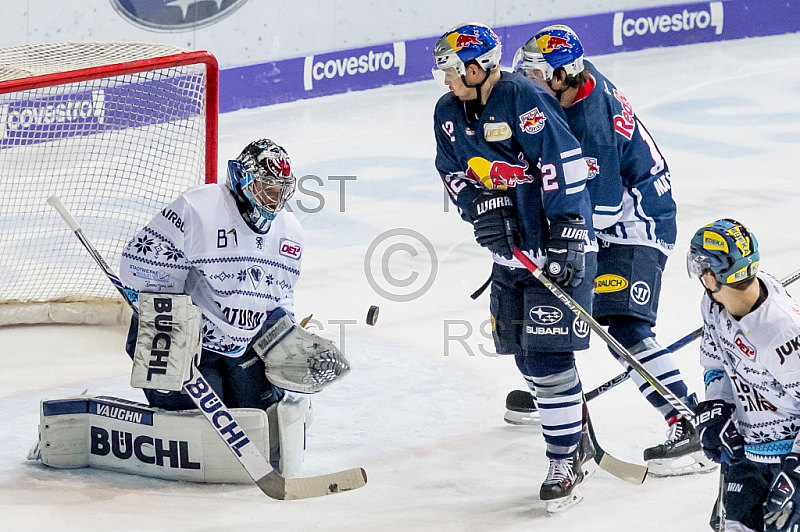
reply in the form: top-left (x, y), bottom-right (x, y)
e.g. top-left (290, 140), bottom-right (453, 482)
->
top-left (503, 390), bottom-right (540, 426)
top-left (644, 415), bottom-right (717, 477)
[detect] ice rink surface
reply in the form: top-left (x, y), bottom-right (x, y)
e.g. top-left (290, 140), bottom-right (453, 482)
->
top-left (2, 32), bottom-right (800, 531)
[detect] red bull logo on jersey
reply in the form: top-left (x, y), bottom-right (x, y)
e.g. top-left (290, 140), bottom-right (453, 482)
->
top-left (536, 34), bottom-right (572, 54)
top-left (613, 89), bottom-right (635, 140)
top-left (584, 157), bottom-right (600, 179)
top-left (466, 155), bottom-right (534, 189)
top-left (519, 107), bottom-right (546, 134)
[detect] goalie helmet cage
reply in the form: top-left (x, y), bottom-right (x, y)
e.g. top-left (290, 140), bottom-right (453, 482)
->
top-left (0, 42), bottom-right (219, 326)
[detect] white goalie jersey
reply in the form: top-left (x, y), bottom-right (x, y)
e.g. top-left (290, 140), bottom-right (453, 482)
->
top-left (700, 273), bottom-right (800, 462)
top-left (119, 184), bottom-right (303, 357)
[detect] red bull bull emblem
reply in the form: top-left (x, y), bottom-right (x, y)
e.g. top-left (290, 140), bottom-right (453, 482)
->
top-left (584, 157), bottom-right (599, 179)
top-left (518, 107), bottom-right (546, 134)
top-left (448, 30), bottom-right (483, 51)
top-left (536, 34), bottom-right (572, 54)
top-left (466, 155), bottom-right (535, 189)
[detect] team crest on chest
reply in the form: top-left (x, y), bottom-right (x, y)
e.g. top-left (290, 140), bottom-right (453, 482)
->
top-left (518, 107), bottom-right (546, 134)
top-left (248, 265), bottom-right (265, 289)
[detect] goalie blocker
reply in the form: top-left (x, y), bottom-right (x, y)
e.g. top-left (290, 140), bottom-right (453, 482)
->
top-left (28, 393), bottom-right (311, 482)
top-left (131, 293), bottom-right (199, 391)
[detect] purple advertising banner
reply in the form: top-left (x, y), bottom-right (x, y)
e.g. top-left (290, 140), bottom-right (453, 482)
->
top-left (0, 76), bottom-right (204, 148)
top-left (221, 0), bottom-right (800, 112)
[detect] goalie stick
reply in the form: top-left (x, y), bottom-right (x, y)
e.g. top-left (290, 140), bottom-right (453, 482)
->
top-left (47, 195), bottom-right (367, 500)
top-left (584, 267), bottom-right (800, 403)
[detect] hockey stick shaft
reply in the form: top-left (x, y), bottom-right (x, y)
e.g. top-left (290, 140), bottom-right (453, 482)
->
top-left (47, 195), bottom-right (137, 314)
top-left (716, 452), bottom-right (729, 531)
top-left (584, 267), bottom-right (800, 402)
top-left (48, 195), bottom-right (366, 499)
top-left (512, 248), bottom-right (694, 418)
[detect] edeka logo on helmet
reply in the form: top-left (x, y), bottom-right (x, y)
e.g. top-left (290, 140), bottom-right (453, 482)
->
top-left (687, 219), bottom-right (760, 285)
top-left (303, 42), bottom-right (406, 91)
top-left (612, 2), bottom-right (724, 47)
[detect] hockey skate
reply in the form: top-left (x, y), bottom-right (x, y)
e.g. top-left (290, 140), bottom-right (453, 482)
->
top-left (540, 452), bottom-right (585, 513)
top-left (503, 390), bottom-right (540, 425)
top-left (643, 415), bottom-right (717, 477)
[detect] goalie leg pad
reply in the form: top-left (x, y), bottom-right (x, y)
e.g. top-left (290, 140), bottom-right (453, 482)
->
top-left (33, 395), bottom-right (269, 484)
top-left (275, 393), bottom-right (310, 476)
top-left (131, 293), bottom-right (201, 392)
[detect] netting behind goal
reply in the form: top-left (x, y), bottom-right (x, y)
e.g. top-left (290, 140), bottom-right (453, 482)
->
top-left (0, 43), bottom-right (218, 325)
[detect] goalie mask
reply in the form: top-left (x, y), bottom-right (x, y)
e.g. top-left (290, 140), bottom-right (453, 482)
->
top-left (687, 219), bottom-right (760, 285)
top-left (228, 139), bottom-right (296, 233)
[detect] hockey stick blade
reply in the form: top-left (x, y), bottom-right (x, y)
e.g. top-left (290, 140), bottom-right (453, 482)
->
top-left (49, 195), bottom-right (368, 500)
top-left (585, 267), bottom-right (800, 403)
top-left (585, 405), bottom-right (648, 484)
top-left (257, 468), bottom-right (368, 501)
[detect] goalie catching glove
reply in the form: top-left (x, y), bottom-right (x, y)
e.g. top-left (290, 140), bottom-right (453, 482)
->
top-left (545, 219), bottom-right (587, 288)
top-left (252, 307), bottom-right (351, 394)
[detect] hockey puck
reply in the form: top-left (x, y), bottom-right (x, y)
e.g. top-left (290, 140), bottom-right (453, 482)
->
top-left (366, 305), bottom-right (379, 326)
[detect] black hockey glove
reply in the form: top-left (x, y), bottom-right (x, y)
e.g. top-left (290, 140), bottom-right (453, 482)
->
top-left (544, 219), bottom-right (587, 288)
top-left (765, 453), bottom-right (800, 532)
top-left (693, 400), bottom-right (745, 463)
top-left (469, 190), bottom-right (519, 260)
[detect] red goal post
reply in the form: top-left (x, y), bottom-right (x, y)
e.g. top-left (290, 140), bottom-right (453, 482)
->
top-left (0, 43), bottom-right (218, 325)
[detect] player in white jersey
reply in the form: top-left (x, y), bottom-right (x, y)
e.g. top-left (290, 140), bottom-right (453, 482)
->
top-left (689, 219), bottom-right (800, 531)
top-left (120, 138), bottom-right (303, 410)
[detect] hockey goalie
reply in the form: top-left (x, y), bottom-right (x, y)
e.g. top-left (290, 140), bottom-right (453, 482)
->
top-left (29, 139), bottom-right (352, 484)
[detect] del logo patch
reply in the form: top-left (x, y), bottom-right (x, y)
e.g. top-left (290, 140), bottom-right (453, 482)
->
top-left (279, 239), bottom-right (302, 260)
top-left (483, 122), bottom-right (511, 142)
top-left (734, 331), bottom-right (756, 360)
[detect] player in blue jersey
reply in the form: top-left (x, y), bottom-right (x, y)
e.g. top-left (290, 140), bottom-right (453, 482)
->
top-left (433, 23), bottom-right (597, 511)
top-left (509, 25), bottom-right (712, 477)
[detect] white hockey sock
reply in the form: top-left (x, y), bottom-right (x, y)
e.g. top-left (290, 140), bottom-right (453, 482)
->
top-left (625, 338), bottom-right (689, 418)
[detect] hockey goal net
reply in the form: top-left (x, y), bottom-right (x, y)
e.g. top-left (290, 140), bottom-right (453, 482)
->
top-left (0, 43), bottom-right (218, 325)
